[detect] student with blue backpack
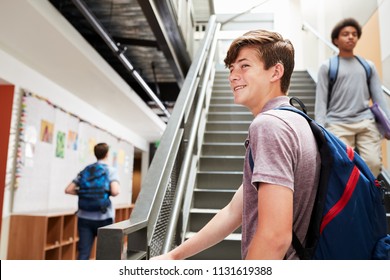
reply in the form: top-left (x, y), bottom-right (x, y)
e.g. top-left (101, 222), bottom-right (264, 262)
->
top-left (315, 18), bottom-right (390, 177)
top-left (65, 142), bottom-right (120, 259)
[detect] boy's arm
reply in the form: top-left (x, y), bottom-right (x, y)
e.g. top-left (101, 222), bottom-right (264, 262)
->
top-left (245, 183), bottom-right (293, 260)
top-left (315, 63), bottom-right (330, 126)
top-left (152, 185), bottom-right (244, 260)
top-left (369, 64), bottom-right (390, 118)
top-left (108, 166), bottom-right (120, 196)
top-left (65, 182), bottom-right (78, 195)
top-left (110, 181), bottom-right (120, 196)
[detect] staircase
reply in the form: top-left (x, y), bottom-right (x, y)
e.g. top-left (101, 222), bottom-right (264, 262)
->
top-left (184, 69), bottom-right (317, 260)
top-left (289, 70), bottom-right (317, 118)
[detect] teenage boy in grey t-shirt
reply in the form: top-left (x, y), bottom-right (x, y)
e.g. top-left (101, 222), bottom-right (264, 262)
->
top-left (151, 30), bottom-right (320, 260)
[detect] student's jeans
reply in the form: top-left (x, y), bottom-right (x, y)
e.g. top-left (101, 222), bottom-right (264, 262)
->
top-left (77, 217), bottom-right (113, 260)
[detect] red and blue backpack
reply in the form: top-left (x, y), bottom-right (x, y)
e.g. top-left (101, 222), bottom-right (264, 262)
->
top-left (249, 97), bottom-right (389, 259)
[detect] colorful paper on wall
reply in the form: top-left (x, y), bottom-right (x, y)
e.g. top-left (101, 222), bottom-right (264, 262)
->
top-left (67, 130), bottom-right (78, 150)
top-left (55, 131), bottom-right (66, 158)
top-left (40, 120), bottom-right (54, 143)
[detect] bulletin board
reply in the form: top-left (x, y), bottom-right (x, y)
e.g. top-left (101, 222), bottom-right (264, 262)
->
top-left (13, 91), bottom-right (133, 213)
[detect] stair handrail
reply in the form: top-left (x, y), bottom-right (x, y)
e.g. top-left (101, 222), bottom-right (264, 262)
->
top-left (96, 15), bottom-right (220, 260)
top-left (162, 23), bottom-right (220, 254)
top-left (382, 85), bottom-right (390, 97)
top-left (302, 21), bottom-right (390, 97)
top-left (302, 21), bottom-right (338, 55)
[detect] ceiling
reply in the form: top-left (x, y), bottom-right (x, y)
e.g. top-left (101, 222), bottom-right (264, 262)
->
top-left (48, 0), bottom-right (215, 122)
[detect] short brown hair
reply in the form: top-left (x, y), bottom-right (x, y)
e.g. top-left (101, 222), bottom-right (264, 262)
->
top-left (331, 18), bottom-right (362, 46)
top-left (94, 143), bottom-right (109, 160)
top-left (224, 29), bottom-right (295, 93)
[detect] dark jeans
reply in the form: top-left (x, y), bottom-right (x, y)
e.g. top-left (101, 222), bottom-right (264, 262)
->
top-left (77, 217), bottom-right (113, 260)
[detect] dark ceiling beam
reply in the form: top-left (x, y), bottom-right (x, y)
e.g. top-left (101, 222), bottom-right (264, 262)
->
top-left (71, 0), bottom-right (171, 118)
top-left (137, 0), bottom-right (191, 88)
top-left (82, 34), bottom-right (160, 49)
top-left (113, 37), bottom-right (159, 49)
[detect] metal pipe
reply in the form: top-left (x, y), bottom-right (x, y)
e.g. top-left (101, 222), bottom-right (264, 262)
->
top-left (302, 21), bottom-right (338, 54)
top-left (221, 0), bottom-right (272, 26)
top-left (71, 0), bottom-right (170, 118)
top-left (382, 86), bottom-right (390, 97)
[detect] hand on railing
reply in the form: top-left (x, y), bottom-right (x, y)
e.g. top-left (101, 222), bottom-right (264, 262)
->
top-left (150, 253), bottom-right (175, 260)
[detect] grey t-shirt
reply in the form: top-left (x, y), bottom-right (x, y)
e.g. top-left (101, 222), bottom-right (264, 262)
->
top-left (241, 96), bottom-right (320, 259)
top-left (315, 56), bottom-right (390, 126)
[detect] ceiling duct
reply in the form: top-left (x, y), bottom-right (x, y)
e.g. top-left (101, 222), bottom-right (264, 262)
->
top-left (71, 0), bottom-right (171, 118)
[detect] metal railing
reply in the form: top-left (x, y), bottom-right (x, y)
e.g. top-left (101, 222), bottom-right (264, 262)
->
top-left (96, 15), bottom-right (221, 260)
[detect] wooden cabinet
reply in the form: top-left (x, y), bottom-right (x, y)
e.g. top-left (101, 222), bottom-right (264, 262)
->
top-left (7, 211), bottom-right (78, 260)
top-left (115, 204), bottom-right (133, 223)
top-left (7, 204), bottom-right (134, 260)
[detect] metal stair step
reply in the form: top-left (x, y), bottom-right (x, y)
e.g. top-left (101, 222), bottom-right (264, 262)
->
top-left (187, 238), bottom-right (241, 260)
top-left (199, 156), bottom-right (244, 172)
top-left (207, 112), bottom-right (253, 121)
top-left (196, 171), bottom-right (243, 190)
top-left (203, 131), bottom-right (247, 143)
top-left (189, 208), bottom-right (241, 233)
top-left (206, 121), bottom-right (250, 132)
top-left (201, 143), bottom-right (245, 156)
top-left (193, 188), bottom-right (236, 208)
top-left (210, 97), bottom-right (235, 104)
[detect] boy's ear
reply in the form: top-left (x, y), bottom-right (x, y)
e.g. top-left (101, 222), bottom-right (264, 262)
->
top-left (270, 63), bottom-right (284, 81)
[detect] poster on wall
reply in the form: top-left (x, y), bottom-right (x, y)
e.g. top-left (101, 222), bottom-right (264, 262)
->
top-left (40, 120), bottom-right (54, 144)
top-left (13, 91), bottom-right (134, 213)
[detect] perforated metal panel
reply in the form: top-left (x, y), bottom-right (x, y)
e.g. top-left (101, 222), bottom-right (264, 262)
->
top-left (149, 159), bottom-right (180, 257)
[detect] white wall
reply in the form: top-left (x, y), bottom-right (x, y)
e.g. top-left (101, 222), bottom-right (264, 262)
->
top-left (378, 0), bottom-right (390, 89)
top-left (0, 0), bottom-right (166, 259)
top-left (0, 0), bottom-right (166, 147)
top-left (0, 49), bottom-right (148, 151)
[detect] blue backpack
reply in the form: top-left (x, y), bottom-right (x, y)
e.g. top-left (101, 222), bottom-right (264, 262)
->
top-left (76, 162), bottom-right (111, 213)
top-left (249, 97), bottom-right (390, 259)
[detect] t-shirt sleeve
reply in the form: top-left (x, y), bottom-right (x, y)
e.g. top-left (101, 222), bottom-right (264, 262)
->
top-left (315, 62), bottom-right (329, 126)
top-left (249, 113), bottom-right (299, 191)
top-left (108, 166), bottom-right (119, 183)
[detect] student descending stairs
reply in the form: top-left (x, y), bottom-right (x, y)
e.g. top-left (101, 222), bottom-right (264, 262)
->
top-left (184, 69), bottom-right (318, 260)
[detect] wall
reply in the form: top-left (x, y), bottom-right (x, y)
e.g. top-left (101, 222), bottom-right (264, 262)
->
top-left (0, 85), bottom-right (14, 237)
top-left (0, 0), bottom-right (160, 259)
top-left (355, 10), bottom-right (382, 78)
top-left (378, 0), bottom-right (390, 89)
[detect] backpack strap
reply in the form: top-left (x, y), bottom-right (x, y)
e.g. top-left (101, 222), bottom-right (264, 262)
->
top-left (355, 55), bottom-right (372, 89)
top-left (327, 55), bottom-right (339, 109)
